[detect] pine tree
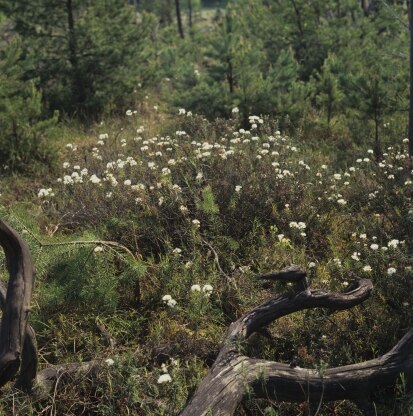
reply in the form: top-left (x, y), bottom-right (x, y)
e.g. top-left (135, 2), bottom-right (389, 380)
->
top-left (310, 54), bottom-right (345, 126)
top-left (0, 0), bottom-right (157, 118)
top-left (0, 39), bottom-right (57, 172)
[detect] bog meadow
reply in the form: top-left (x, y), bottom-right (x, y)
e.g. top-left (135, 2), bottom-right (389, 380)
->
top-left (1, 1), bottom-right (413, 415)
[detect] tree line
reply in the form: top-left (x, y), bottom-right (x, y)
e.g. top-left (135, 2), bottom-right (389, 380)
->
top-left (0, 0), bottom-right (412, 171)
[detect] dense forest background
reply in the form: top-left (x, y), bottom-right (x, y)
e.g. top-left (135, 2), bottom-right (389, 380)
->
top-left (0, 0), bottom-right (410, 171)
top-left (1, 1), bottom-right (413, 415)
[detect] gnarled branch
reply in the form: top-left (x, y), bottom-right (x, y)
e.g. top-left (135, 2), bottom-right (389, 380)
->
top-left (0, 220), bottom-right (103, 395)
top-left (180, 266), bottom-right (413, 416)
top-left (1, 220), bottom-right (412, 414)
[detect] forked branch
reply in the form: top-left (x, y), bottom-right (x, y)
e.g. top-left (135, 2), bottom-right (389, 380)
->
top-left (180, 267), bottom-right (413, 416)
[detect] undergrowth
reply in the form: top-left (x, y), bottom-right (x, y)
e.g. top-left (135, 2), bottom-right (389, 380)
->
top-left (0, 111), bottom-right (413, 415)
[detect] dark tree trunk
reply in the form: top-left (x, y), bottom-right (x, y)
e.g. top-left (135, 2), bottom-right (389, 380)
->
top-left (290, 0), bottom-right (304, 37)
top-left (188, 0), bottom-right (193, 30)
top-left (409, 0), bottom-right (413, 156)
top-left (66, 0), bottom-right (85, 109)
top-left (361, 0), bottom-right (379, 16)
top-left (227, 60), bottom-right (234, 94)
top-left (327, 93), bottom-right (332, 125)
top-left (361, 0), bottom-right (369, 15)
top-left (175, 0), bottom-right (185, 38)
top-left (373, 105), bottom-right (382, 159)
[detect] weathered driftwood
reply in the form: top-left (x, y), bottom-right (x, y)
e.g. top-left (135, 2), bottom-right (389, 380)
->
top-left (34, 361), bottom-right (100, 396)
top-left (180, 267), bottom-right (413, 416)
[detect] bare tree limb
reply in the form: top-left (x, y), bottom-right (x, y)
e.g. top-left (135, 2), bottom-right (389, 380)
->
top-left (202, 239), bottom-right (235, 288)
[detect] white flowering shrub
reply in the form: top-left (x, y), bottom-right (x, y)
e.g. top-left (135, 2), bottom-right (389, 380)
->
top-left (2, 111), bottom-right (413, 415)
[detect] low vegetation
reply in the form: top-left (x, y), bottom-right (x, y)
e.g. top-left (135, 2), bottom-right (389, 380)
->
top-left (1, 109), bottom-right (413, 414)
top-left (1, 0), bottom-right (413, 414)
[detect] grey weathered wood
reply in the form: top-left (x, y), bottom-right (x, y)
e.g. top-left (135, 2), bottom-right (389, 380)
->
top-left (0, 220), bottom-right (35, 387)
top-left (0, 280), bottom-right (38, 392)
top-left (0, 221), bottom-right (106, 396)
top-left (255, 265), bottom-right (307, 282)
top-left (15, 325), bottom-right (38, 392)
top-left (179, 270), bottom-right (413, 416)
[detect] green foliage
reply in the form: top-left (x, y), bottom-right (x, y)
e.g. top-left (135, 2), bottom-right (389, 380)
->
top-left (171, 2), bottom-right (308, 124)
top-left (198, 185), bottom-right (220, 214)
top-left (0, 39), bottom-right (57, 172)
top-left (2, 0), bottom-right (413, 414)
top-left (310, 53), bottom-right (345, 125)
top-left (0, 0), bottom-right (158, 118)
top-left (42, 246), bottom-right (120, 314)
top-left (0, 0), bottom-right (410, 139)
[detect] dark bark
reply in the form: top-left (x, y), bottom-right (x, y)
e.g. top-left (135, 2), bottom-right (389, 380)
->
top-left (227, 60), bottom-right (234, 94)
top-left (374, 105), bottom-right (382, 159)
top-left (175, 0), bottom-right (185, 39)
top-left (290, 0), bottom-right (304, 37)
top-left (225, 13), bottom-right (234, 94)
top-left (0, 280), bottom-right (38, 392)
top-left (188, 0), bottom-right (192, 30)
top-left (361, 0), bottom-right (379, 16)
top-left (409, 0), bottom-right (413, 156)
top-left (66, 0), bottom-right (85, 107)
top-left (180, 266), bottom-right (413, 416)
top-left (361, 0), bottom-right (370, 16)
top-left (0, 220), bottom-right (102, 395)
top-left (2, 222), bottom-right (413, 414)
top-left (15, 326), bottom-right (38, 392)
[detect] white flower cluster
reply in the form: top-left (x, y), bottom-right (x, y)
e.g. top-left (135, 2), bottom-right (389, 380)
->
top-left (105, 358), bottom-right (115, 366)
top-left (192, 219), bottom-right (201, 228)
top-left (387, 267), bottom-right (397, 276)
top-left (190, 284), bottom-right (213, 297)
top-left (248, 115), bottom-right (263, 129)
top-left (162, 294), bottom-right (177, 308)
top-left (38, 188), bottom-right (54, 198)
top-left (157, 359), bottom-right (178, 384)
top-left (289, 221), bottom-right (306, 230)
